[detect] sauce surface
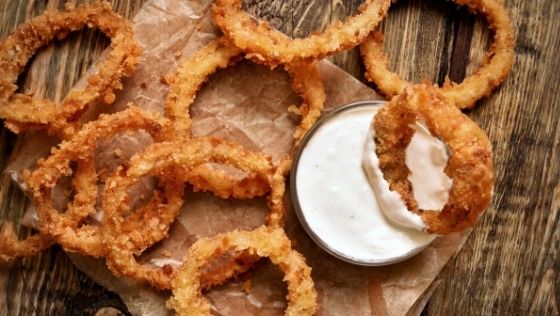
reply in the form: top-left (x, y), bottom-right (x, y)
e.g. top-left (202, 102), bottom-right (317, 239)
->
top-left (295, 105), bottom-right (435, 264)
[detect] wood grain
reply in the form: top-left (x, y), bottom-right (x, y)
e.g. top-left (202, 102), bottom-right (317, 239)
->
top-left (0, 0), bottom-right (558, 315)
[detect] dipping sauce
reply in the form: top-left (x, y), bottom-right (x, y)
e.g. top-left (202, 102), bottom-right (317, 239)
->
top-left (292, 102), bottom-right (436, 265)
top-left (363, 121), bottom-right (452, 231)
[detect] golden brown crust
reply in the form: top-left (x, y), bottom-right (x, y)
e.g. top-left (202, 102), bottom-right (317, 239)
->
top-left (165, 36), bottom-right (325, 149)
top-left (360, 0), bottom-right (515, 109)
top-left (373, 85), bottom-right (494, 234)
top-left (212, 0), bottom-right (391, 66)
top-left (167, 226), bottom-right (317, 316)
top-left (101, 137), bottom-right (284, 290)
top-left (25, 107), bottom-right (175, 257)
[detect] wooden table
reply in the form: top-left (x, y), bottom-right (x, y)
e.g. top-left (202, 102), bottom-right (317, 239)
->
top-left (1, 0), bottom-right (558, 315)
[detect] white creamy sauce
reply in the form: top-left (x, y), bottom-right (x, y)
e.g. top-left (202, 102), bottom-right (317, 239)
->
top-left (149, 258), bottom-right (183, 267)
top-left (405, 122), bottom-right (453, 210)
top-left (295, 106), bottom-right (435, 264)
top-left (363, 119), bottom-right (452, 231)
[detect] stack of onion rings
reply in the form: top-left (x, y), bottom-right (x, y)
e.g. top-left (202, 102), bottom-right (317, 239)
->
top-left (0, 221), bottom-right (54, 262)
top-left (360, 0), bottom-right (515, 109)
top-left (372, 84), bottom-right (494, 233)
top-left (102, 137), bottom-right (282, 290)
top-left (0, 1), bottom-right (142, 262)
top-left (167, 226), bottom-right (317, 316)
top-left (25, 107), bottom-right (175, 257)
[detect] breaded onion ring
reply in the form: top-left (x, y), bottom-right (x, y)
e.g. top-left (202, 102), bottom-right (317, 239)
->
top-left (372, 84), bottom-right (494, 234)
top-left (25, 107), bottom-right (175, 257)
top-left (167, 226), bottom-right (317, 316)
top-left (0, 222), bottom-right (53, 262)
top-left (212, 0), bottom-right (391, 65)
top-left (0, 1), bottom-right (141, 137)
top-left (102, 137), bottom-right (285, 290)
top-left (360, 0), bottom-right (515, 109)
top-left (165, 36), bottom-right (325, 147)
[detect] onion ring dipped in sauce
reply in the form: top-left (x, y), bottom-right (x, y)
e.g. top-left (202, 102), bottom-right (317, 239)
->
top-left (102, 137), bottom-right (287, 290)
top-left (368, 84), bottom-right (494, 234)
top-left (0, 1), bottom-right (141, 137)
top-left (167, 226), bottom-right (317, 316)
top-left (212, 0), bottom-right (391, 66)
top-left (23, 107), bottom-right (176, 258)
top-left (359, 0), bottom-right (515, 109)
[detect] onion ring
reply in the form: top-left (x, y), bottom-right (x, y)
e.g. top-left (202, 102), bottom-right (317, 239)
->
top-left (165, 36), bottom-right (325, 147)
top-left (360, 0), bottom-right (515, 109)
top-left (372, 84), bottom-right (494, 233)
top-left (25, 107), bottom-right (175, 257)
top-left (0, 221), bottom-right (53, 262)
top-left (167, 226), bottom-right (317, 316)
top-left (212, 0), bottom-right (391, 65)
top-left (102, 137), bottom-right (285, 290)
top-left (0, 1), bottom-right (141, 137)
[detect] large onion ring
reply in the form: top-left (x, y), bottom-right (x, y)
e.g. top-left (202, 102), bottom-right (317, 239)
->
top-left (165, 36), bottom-right (325, 198)
top-left (372, 84), bottom-right (494, 233)
top-left (165, 36), bottom-right (325, 148)
top-left (212, 0), bottom-right (391, 65)
top-left (25, 107), bottom-right (175, 257)
top-left (360, 0), bottom-right (515, 109)
top-left (167, 226), bottom-right (317, 316)
top-left (102, 137), bottom-right (284, 290)
top-left (0, 1), bottom-right (141, 137)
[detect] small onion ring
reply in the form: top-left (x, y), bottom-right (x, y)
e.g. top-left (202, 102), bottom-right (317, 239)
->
top-left (211, 0), bottom-right (391, 65)
top-left (372, 84), bottom-right (494, 233)
top-left (167, 226), bottom-right (317, 316)
top-left (25, 107), bottom-right (175, 257)
top-left (102, 137), bottom-right (284, 290)
top-left (0, 1), bottom-right (141, 137)
top-left (360, 0), bottom-right (515, 109)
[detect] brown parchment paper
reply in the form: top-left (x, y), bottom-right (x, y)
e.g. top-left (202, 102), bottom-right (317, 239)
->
top-left (2, 0), bottom-right (471, 315)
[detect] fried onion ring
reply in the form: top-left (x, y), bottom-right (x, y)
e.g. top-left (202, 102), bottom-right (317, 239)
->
top-left (25, 107), bottom-right (175, 257)
top-left (212, 0), bottom-right (391, 65)
top-left (167, 226), bottom-right (317, 316)
top-left (0, 1), bottom-right (141, 137)
top-left (372, 84), bottom-right (494, 233)
top-left (360, 0), bottom-right (515, 109)
top-left (0, 221), bottom-right (53, 262)
top-left (102, 137), bottom-right (285, 290)
top-left (165, 36), bottom-right (325, 147)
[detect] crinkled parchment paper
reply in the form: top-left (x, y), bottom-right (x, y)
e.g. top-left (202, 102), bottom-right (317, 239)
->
top-left (2, 0), bottom-right (471, 315)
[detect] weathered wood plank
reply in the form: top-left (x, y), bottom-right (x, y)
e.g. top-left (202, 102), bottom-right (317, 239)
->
top-left (427, 0), bottom-right (560, 314)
